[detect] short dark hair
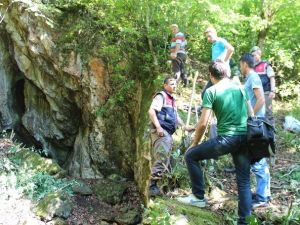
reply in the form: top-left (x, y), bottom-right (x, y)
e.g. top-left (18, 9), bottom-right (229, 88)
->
top-left (163, 77), bottom-right (175, 84)
top-left (208, 60), bottom-right (227, 80)
top-left (240, 53), bottom-right (254, 68)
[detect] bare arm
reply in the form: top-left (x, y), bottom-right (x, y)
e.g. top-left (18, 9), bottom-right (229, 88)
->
top-left (171, 43), bottom-right (181, 59)
top-left (175, 43), bottom-right (180, 53)
top-left (177, 114), bottom-right (185, 127)
top-left (253, 88), bottom-right (265, 115)
top-left (247, 100), bottom-right (255, 117)
top-left (190, 108), bottom-right (212, 147)
top-left (224, 42), bottom-right (234, 62)
top-left (269, 76), bottom-right (276, 99)
top-left (177, 114), bottom-right (195, 132)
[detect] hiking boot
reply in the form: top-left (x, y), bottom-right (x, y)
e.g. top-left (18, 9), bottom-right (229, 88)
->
top-left (149, 185), bottom-right (161, 197)
top-left (176, 194), bottom-right (206, 208)
top-left (149, 180), bottom-right (161, 197)
top-left (252, 200), bottom-right (269, 209)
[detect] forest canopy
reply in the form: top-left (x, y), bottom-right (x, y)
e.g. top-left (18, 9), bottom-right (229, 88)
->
top-left (48, 0), bottom-right (299, 98)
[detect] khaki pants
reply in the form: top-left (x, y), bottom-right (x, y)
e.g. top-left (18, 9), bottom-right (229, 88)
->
top-left (150, 129), bottom-right (173, 180)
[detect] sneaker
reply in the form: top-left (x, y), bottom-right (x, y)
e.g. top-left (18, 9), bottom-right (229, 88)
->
top-left (223, 167), bottom-right (236, 173)
top-left (252, 201), bottom-right (269, 209)
top-left (176, 194), bottom-right (206, 208)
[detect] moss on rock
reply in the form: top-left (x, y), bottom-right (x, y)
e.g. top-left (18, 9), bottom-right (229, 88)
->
top-left (144, 198), bottom-right (222, 225)
top-left (72, 181), bottom-right (92, 195)
top-left (13, 149), bottom-right (62, 175)
top-left (92, 179), bottom-right (128, 205)
top-left (34, 191), bottom-right (73, 220)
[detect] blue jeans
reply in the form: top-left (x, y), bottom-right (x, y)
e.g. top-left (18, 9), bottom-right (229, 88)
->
top-left (251, 158), bottom-right (271, 202)
top-left (185, 135), bottom-right (251, 225)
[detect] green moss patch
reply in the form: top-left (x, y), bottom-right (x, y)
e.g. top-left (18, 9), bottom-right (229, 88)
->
top-left (13, 149), bottom-right (62, 175)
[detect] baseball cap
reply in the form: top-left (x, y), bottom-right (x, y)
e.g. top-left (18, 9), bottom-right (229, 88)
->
top-left (250, 46), bottom-right (260, 53)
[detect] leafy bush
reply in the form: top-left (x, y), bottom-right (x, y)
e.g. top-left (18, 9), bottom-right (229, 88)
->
top-left (160, 150), bottom-right (190, 191)
top-left (143, 201), bottom-right (171, 225)
top-left (16, 171), bottom-right (75, 201)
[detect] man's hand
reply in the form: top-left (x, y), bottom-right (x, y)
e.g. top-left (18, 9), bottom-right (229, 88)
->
top-left (183, 125), bottom-right (195, 132)
top-left (156, 126), bottom-right (164, 137)
top-left (269, 91), bottom-right (275, 99)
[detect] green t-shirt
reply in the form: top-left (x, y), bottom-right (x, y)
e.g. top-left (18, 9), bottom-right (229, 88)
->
top-left (202, 79), bottom-right (247, 136)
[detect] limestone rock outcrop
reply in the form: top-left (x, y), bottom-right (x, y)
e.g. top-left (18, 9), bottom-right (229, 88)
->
top-left (0, 0), bottom-right (151, 201)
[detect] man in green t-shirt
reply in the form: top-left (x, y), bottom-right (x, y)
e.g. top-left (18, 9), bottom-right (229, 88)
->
top-left (177, 60), bottom-right (252, 225)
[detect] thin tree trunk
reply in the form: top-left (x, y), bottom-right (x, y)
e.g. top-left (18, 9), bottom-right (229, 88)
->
top-left (145, 4), bottom-right (158, 70)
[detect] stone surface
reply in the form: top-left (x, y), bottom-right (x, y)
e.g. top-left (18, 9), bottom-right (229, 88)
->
top-left (0, 0), bottom-right (151, 203)
top-left (47, 218), bottom-right (67, 225)
top-left (72, 181), bottom-right (93, 196)
top-left (115, 208), bottom-right (141, 225)
top-left (15, 149), bottom-right (62, 175)
top-left (92, 180), bottom-right (128, 205)
top-left (34, 191), bottom-right (73, 220)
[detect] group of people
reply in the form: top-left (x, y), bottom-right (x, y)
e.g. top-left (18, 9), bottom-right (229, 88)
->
top-left (148, 25), bottom-right (276, 225)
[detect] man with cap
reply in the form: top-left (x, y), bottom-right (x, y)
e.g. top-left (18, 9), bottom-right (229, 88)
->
top-left (250, 46), bottom-right (276, 125)
top-left (170, 24), bottom-right (188, 87)
top-left (148, 77), bottom-right (194, 196)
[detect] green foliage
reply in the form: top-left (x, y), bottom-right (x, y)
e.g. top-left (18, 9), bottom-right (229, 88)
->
top-left (42, 0), bottom-right (300, 110)
top-left (281, 203), bottom-right (300, 225)
top-left (143, 198), bottom-right (221, 225)
top-left (143, 201), bottom-right (171, 225)
top-left (160, 150), bottom-right (190, 191)
top-left (0, 138), bottom-right (75, 202)
top-left (16, 171), bottom-right (74, 201)
top-left (246, 215), bottom-right (261, 225)
top-left (277, 102), bottom-right (300, 152)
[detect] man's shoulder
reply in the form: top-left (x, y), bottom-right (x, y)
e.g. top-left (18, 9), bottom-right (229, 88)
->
top-left (175, 32), bottom-right (185, 36)
top-left (153, 92), bottom-right (165, 101)
top-left (216, 37), bottom-right (227, 44)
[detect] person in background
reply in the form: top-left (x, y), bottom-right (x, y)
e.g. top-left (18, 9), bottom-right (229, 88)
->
top-left (250, 46), bottom-right (276, 125)
top-left (148, 77), bottom-right (193, 196)
top-left (240, 53), bottom-right (271, 209)
top-left (170, 24), bottom-right (188, 87)
top-left (205, 26), bottom-right (234, 77)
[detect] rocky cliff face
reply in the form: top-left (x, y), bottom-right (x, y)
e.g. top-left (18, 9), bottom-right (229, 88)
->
top-left (0, 0), bottom-right (151, 200)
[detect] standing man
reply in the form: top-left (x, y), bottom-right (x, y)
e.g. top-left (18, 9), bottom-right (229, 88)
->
top-left (240, 53), bottom-right (271, 209)
top-left (204, 26), bottom-right (234, 77)
top-left (170, 24), bottom-right (188, 87)
top-left (201, 27), bottom-right (235, 140)
top-left (251, 46), bottom-right (276, 125)
top-left (148, 77), bottom-right (193, 196)
top-left (177, 60), bottom-right (252, 225)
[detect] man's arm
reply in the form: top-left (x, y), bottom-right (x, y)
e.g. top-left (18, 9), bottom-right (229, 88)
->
top-left (177, 114), bottom-right (195, 132)
top-left (246, 100), bottom-right (255, 117)
top-left (269, 76), bottom-right (276, 99)
top-left (267, 65), bottom-right (276, 99)
top-left (224, 41), bottom-right (234, 62)
top-left (148, 108), bottom-right (164, 136)
top-left (171, 43), bottom-right (181, 59)
top-left (253, 88), bottom-right (265, 115)
top-left (190, 108), bottom-right (212, 147)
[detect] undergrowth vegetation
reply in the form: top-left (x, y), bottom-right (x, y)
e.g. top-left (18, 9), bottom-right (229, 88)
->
top-left (0, 132), bottom-right (75, 202)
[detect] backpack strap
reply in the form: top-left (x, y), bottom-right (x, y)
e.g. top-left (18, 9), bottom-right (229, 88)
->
top-left (239, 86), bottom-right (255, 117)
